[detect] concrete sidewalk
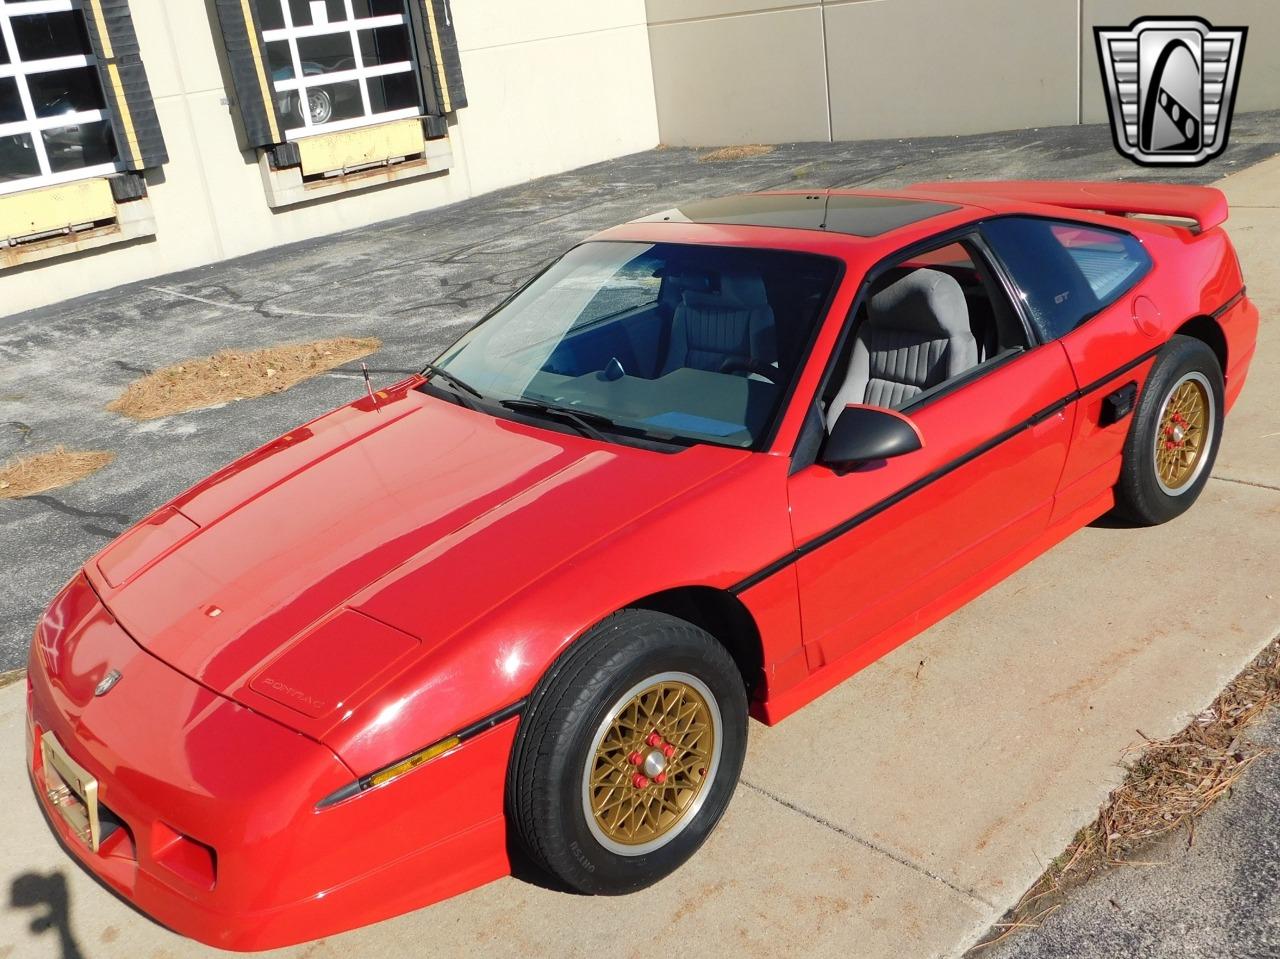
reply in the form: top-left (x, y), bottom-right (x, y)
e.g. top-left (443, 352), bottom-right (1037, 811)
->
top-left (991, 699), bottom-right (1280, 959)
top-left (2, 126), bottom-right (1279, 958)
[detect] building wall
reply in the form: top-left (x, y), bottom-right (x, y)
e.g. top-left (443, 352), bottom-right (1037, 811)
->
top-left (646, 0), bottom-right (1280, 146)
top-left (0, 0), bottom-right (660, 315)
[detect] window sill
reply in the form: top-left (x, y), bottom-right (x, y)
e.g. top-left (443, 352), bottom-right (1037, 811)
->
top-left (259, 119), bottom-right (454, 209)
top-left (0, 178), bottom-right (156, 270)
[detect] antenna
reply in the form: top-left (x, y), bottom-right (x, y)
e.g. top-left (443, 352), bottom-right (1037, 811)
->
top-left (361, 362), bottom-right (379, 409)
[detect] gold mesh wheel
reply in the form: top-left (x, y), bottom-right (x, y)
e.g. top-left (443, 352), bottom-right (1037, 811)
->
top-left (584, 673), bottom-right (719, 855)
top-left (1153, 372), bottom-right (1212, 494)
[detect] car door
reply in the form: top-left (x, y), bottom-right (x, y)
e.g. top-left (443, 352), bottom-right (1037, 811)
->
top-left (980, 217), bottom-right (1157, 524)
top-left (785, 235), bottom-right (1078, 674)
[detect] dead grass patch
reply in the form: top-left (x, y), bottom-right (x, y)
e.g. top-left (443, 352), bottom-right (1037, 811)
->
top-left (106, 337), bottom-right (381, 421)
top-left (0, 446), bottom-right (114, 499)
top-left (699, 144), bottom-right (775, 163)
top-left (0, 668), bottom-right (26, 689)
top-left (971, 636), bottom-right (1280, 953)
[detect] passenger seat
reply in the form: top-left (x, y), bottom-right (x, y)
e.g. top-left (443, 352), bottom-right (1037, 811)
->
top-left (826, 268), bottom-right (978, 428)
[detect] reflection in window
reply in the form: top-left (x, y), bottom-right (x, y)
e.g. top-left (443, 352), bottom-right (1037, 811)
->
top-left (261, 0), bottom-right (423, 139)
top-left (982, 217), bottom-right (1153, 341)
top-left (0, 0), bottom-right (120, 196)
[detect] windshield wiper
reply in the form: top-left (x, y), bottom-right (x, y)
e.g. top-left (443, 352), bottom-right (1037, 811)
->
top-left (499, 398), bottom-right (614, 442)
top-left (420, 363), bottom-right (483, 407)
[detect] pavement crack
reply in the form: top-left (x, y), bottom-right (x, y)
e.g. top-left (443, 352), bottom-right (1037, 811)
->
top-left (146, 285), bottom-right (384, 321)
top-left (25, 495), bottom-right (130, 528)
top-left (1211, 474), bottom-right (1280, 493)
top-left (739, 778), bottom-right (994, 909)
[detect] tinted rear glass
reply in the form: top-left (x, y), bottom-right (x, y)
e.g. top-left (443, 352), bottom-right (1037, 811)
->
top-left (982, 217), bottom-right (1152, 340)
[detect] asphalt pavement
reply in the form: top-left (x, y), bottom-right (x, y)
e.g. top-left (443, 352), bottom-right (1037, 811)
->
top-left (992, 704), bottom-right (1280, 959)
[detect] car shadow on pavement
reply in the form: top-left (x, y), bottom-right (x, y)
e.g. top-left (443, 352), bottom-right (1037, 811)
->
top-left (11, 870), bottom-right (85, 959)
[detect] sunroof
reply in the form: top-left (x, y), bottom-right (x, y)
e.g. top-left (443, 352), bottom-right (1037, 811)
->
top-left (637, 193), bottom-right (961, 237)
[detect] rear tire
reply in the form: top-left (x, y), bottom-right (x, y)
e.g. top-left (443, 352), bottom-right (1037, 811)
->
top-left (1114, 335), bottom-right (1223, 526)
top-left (508, 610), bottom-right (747, 895)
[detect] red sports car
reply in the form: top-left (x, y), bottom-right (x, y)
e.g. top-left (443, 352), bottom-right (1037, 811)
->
top-left (27, 181), bottom-right (1257, 950)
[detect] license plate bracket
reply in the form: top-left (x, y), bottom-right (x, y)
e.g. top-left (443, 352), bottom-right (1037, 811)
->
top-left (39, 731), bottom-right (101, 852)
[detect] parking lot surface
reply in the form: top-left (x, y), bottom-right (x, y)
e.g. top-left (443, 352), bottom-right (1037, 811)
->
top-left (2, 117), bottom-right (1278, 958)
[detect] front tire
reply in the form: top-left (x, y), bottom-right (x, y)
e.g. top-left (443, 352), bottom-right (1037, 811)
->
top-left (508, 610), bottom-right (747, 895)
top-left (1114, 335), bottom-right (1223, 526)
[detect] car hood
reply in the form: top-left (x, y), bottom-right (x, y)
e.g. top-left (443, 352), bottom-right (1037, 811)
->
top-left (87, 381), bottom-right (745, 739)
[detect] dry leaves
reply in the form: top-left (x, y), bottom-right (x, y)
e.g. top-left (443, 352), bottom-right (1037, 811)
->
top-left (972, 638), bottom-right (1280, 952)
top-left (106, 337), bottom-right (381, 420)
top-left (699, 144), bottom-right (775, 163)
top-left (0, 446), bottom-right (114, 499)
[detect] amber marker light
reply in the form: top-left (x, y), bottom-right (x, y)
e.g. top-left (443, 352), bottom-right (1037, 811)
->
top-left (316, 700), bottom-right (525, 810)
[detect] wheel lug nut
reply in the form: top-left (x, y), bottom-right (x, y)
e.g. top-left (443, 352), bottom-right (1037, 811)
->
top-left (661, 743), bottom-right (675, 758)
top-left (654, 772), bottom-right (667, 785)
top-left (647, 732), bottom-right (663, 748)
top-left (632, 774), bottom-right (650, 789)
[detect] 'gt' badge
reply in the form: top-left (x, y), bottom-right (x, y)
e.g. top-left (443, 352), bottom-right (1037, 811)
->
top-left (94, 669), bottom-right (123, 697)
top-left (1095, 17), bottom-right (1247, 167)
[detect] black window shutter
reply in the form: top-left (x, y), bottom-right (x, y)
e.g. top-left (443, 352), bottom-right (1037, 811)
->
top-left (407, 0), bottom-right (468, 119)
top-left (213, 0), bottom-right (285, 149)
top-left (79, 0), bottom-right (168, 170)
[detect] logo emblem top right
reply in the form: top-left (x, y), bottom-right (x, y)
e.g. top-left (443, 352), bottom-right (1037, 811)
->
top-left (1095, 17), bottom-right (1247, 167)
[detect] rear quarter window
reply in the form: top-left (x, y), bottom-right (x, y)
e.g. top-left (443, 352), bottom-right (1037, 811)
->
top-left (981, 217), bottom-right (1152, 341)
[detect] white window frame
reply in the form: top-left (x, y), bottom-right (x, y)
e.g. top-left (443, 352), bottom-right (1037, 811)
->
top-left (0, 0), bottom-right (122, 197)
top-left (261, 0), bottom-right (422, 142)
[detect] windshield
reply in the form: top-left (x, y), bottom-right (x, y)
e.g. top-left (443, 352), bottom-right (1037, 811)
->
top-left (431, 241), bottom-right (841, 448)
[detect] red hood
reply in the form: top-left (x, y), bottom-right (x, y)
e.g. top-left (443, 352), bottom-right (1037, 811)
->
top-left (86, 381), bottom-right (745, 742)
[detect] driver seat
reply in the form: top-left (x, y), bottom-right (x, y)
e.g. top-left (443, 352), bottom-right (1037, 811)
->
top-left (827, 268), bottom-right (978, 429)
top-left (661, 274), bottom-right (776, 376)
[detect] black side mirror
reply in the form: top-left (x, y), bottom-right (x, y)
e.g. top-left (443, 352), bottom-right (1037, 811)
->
top-left (821, 405), bottom-right (923, 468)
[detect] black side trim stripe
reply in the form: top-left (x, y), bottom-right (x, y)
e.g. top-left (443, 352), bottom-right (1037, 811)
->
top-left (1212, 287), bottom-right (1246, 318)
top-left (730, 343), bottom-right (1170, 595)
top-left (1074, 343), bottom-right (1164, 399)
top-left (455, 698), bottom-right (526, 741)
top-left (316, 699), bottom-right (526, 808)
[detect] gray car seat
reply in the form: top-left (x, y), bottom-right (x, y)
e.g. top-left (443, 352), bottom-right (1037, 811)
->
top-left (826, 268), bottom-right (978, 429)
top-left (662, 274), bottom-right (776, 375)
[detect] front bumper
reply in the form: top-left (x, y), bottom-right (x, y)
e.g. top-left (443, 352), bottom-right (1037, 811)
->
top-left (26, 575), bottom-right (515, 950)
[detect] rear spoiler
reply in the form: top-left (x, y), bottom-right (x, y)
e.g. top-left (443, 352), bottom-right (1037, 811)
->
top-left (909, 180), bottom-right (1228, 233)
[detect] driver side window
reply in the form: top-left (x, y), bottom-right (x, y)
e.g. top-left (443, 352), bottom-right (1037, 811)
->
top-left (821, 238), bottom-right (1028, 430)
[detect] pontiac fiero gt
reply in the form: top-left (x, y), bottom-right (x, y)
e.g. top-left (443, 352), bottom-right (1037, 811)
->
top-left (28, 181), bottom-right (1257, 949)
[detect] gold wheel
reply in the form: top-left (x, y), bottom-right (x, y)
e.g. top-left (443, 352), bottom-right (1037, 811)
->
top-left (1153, 372), bottom-right (1212, 494)
top-left (584, 673), bottom-right (719, 854)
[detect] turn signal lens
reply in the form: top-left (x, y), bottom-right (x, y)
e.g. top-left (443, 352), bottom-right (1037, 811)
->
top-left (367, 736), bottom-right (461, 788)
top-left (317, 735), bottom-right (462, 809)
top-left (315, 699), bottom-right (526, 810)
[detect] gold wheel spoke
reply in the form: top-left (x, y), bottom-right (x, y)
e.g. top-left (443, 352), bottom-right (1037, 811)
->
top-left (587, 676), bottom-right (716, 848)
top-left (1154, 377), bottom-right (1210, 490)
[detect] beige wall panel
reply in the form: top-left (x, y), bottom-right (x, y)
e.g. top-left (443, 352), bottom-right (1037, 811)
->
top-left (0, 2), bottom-right (663, 314)
top-left (457, 25), bottom-right (660, 195)
top-left (0, 96), bottom-right (223, 308)
top-left (645, 0), bottom-right (815, 27)
top-left (827, 0), bottom-right (1079, 141)
top-left (648, 8), bottom-right (829, 146)
top-left (1081, 0), bottom-right (1280, 124)
top-left (455, 0), bottom-right (648, 52)
top-left (150, 90), bottom-right (471, 262)
top-left (121, 0), bottom-right (184, 99)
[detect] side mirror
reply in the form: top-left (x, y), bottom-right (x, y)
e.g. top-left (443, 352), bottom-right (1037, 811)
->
top-left (821, 405), bottom-right (923, 468)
